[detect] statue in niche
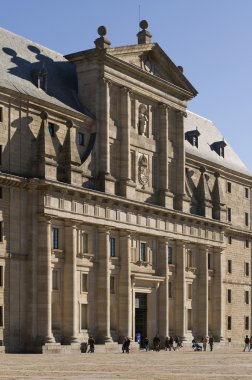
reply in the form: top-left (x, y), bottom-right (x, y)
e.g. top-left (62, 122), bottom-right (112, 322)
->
top-left (138, 105), bottom-right (148, 135)
top-left (138, 154), bottom-right (149, 189)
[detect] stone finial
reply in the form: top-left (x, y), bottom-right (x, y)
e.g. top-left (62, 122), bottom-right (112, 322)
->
top-left (94, 25), bottom-right (111, 49)
top-left (137, 20), bottom-right (152, 44)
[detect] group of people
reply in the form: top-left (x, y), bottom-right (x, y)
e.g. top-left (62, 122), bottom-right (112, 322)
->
top-left (192, 336), bottom-right (214, 352)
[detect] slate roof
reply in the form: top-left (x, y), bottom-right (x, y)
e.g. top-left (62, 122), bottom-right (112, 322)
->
top-left (0, 28), bottom-right (92, 117)
top-left (185, 111), bottom-right (251, 176)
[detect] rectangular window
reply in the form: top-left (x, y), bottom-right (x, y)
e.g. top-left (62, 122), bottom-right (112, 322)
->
top-left (110, 237), bottom-right (115, 257)
top-left (0, 222), bottom-right (3, 242)
top-left (0, 108), bottom-right (3, 122)
top-left (227, 316), bottom-right (232, 330)
top-left (110, 276), bottom-right (115, 294)
top-left (245, 262), bottom-right (250, 276)
top-left (52, 227), bottom-right (59, 249)
top-left (245, 188), bottom-right (249, 199)
top-left (245, 316), bottom-right (249, 330)
top-left (245, 291), bottom-right (249, 304)
top-left (169, 282), bottom-right (172, 298)
top-left (208, 253), bottom-right (212, 270)
top-left (228, 236), bottom-right (232, 244)
top-left (245, 240), bottom-right (250, 248)
top-left (77, 132), bottom-right (84, 146)
top-left (0, 266), bottom-right (3, 287)
top-left (52, 270), bottom-right (59, 290)
top-left (245, 213), bottom-right (249, 227)
top-left (81, 273), bottom-right (88, 292)
top-left (188, 283), bottom-right (192, 300)
top-left (168, 246), bottom-right (172, 264)
top-left (227, 208), bottom-right (232, 222)
top-left (228, 260), bottom-right (232, 274)
top-left (82, 233), bottom-right (88, 253)
top-left (187, 250), bottom-right (193, 267)
top-left (227, 182), bottom-right (232, 193)
top-left (0, 146), bottom-right (2, 166)
top-left (0, 187), bottom-right (3, 199)
top-left (48, 123), bottom-right (55, 137)
top-left (81, 304), bottom-right (88, 330)
top-left (0, 306), bottom-right (3, 327)
top-left (187, 309), bottom-right (192, 330)
top-left (140, 242), bottom-right (146, 261)
top-left (227, 289), bottom-right (232, 303)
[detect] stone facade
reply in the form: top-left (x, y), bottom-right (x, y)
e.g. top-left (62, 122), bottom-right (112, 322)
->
top-left (0, 22), bottom-right (251, 352)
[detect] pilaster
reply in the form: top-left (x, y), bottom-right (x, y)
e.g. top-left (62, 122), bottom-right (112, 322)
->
top-left (175, 241), bottom-right (186, 340)
top-left (198, 245), bottom-right (209, 337)
top-left (157, 238), bottom-right (169, 341)
top-left (213, 247), bottom-right (225, 341)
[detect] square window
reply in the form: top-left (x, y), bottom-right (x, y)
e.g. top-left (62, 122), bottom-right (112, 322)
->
top-left (48, 123), bottom-right (55, 137)
top-left (227, 182), bottom-right (232, 193)
top-left (110, 237), bottom-right (115, 257)
top-left (227, 208), bottom-right (232, 222)
top-left (140, 242), bottom-right (146, 261)
top-left (52, 227), bottom-right (59, 249)
top-left (245, 188), bottom-right (249, 199)
top-left (77, 132), bottom-right (84, 146)
top-left (227, 316), bottom-right (232, 330)
top-left (227, 289), bottom-right (232, 303)
top-left (168, 246), bottom-right (172, 264)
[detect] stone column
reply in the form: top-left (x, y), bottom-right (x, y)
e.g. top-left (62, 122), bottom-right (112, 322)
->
top-left (120, 87), bottom-right (135, 198)
top-left (213, 247), bottom-right (225, 341)
top-left (198, 245), bottom-right (209, 337)
top-left (158, 238), bottom-right (169, 341)
top-left (97, 227), bottom-right (112, 342)
top-left (175, 241), bottom-right (186, 340)
top-left (158, 105), bottom-right (174, 208)
top-left (63, 222), bottom-right (79, 343)
top-left (37, 217), bottom-right (55, 343)
top-left (118, 231), bottom-right (132, 339)
top-left (98, 78), bottom-right (115, 194)
top-left (174, 111), bottom-right (190, 212)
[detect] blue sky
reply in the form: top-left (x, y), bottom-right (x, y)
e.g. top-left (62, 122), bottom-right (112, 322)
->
top-left (1, 0), bottom-right (252, 172)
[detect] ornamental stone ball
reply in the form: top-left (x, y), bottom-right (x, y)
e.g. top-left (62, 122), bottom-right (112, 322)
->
top-left (97, 26), bottom-right (107, 36)
top-left (66, 119), bottom-right (74, 128)
top-left (40, 111), bottom-right (48, 120)
top-left (139, 20), bottom-right (148, 30)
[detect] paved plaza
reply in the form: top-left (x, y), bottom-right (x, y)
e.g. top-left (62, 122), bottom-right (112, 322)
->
top-left (0, 347), bottom-right (252, 380)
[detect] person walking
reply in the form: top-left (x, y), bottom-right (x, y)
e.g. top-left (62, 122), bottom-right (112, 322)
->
top-left (144, 337), bottom-right (149, 352)
top-left (153, 336), bottom-right (160, 352)
top-left (203, 336), bottom-right (208, 351)
top-left (243, 335), bottom-right (250, 352)
top-left (122, 337), bottom-right (130, 353)
top-left (169, 336), bottom-right (174, 351)
top-left (249, 336), bottom-right (252, 351)
top-left (208, 336), bottom-right (214, 351)
top-left (87, 336), bottom-right (95, 353)
top-left (165, 336), bottom-right (170, 351)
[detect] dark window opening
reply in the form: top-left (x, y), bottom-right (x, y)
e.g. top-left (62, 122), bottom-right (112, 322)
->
top-left (52, 227), bottom-right (59, 249)
top-left (48, 123), bottom-right (55, 137)
top-left (77, 132), bottom-right (84, 146)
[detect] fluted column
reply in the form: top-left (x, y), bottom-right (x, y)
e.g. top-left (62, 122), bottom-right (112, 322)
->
top-left (37, 217), bottom-right (54, 343)
top-left (175, 241), bottom-right (186, 340)
top-left (120, 88), bottom-right (135, 198)
top-left (63, 222), bottom-right (79, 343)
top-left (158, 238), bottom-right (169, 340)
top-left (158, 105), bottom-right (174, 208)
top-left (198, 245), bottom-right (209, 337)
top-left (98, 78), bottom-right (115, 193)
top-left (97, 227), bottom-right (112, 342)
top-left (213, 247), bottom-right (225, 341)
top-left (118, 231), bottom-right (132, 339)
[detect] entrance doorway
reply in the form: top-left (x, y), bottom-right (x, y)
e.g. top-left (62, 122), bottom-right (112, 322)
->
top-left (135, 293), bottom-right (147, 345)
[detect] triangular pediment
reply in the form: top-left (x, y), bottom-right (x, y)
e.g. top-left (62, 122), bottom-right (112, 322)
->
top-left (107, 43), bottom-right (197, 97)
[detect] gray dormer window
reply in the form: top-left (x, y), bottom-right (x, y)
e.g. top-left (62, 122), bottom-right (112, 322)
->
top-left (37, 66), bottom-right (48, 91)
top-left (210, 140), bottom-right (227, 157)
top-left (185, 129), bottom-right (200, 148)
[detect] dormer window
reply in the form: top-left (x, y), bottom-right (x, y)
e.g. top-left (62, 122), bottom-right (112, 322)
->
top-left (37, 66), bottom-right (48, 92)
top-left (210, 140), bottom-right (227, 157)
top-left (185, 129), bottom-right (200, 148)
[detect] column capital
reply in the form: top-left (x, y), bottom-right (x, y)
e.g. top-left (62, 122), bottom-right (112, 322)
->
top-left (120, 86), bottom-right (132, 95)
top-left (119, 229), bottom-right (131, 238)
top-left (38, 215), bottom-right (52, 224)
top-left (100, 76), bottom-right (112, 87)
top-left (176, 110), bottom-right (187, 118)
top-left (158, 103), bottom-right (171, 110)
top-left (98, 226), bottom-right (111, 235)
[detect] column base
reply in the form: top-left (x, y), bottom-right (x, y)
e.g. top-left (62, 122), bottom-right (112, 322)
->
top-left (104, 336), bottom-right (113, 343)
top-left (45, 335), bottom-right (55, 344)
